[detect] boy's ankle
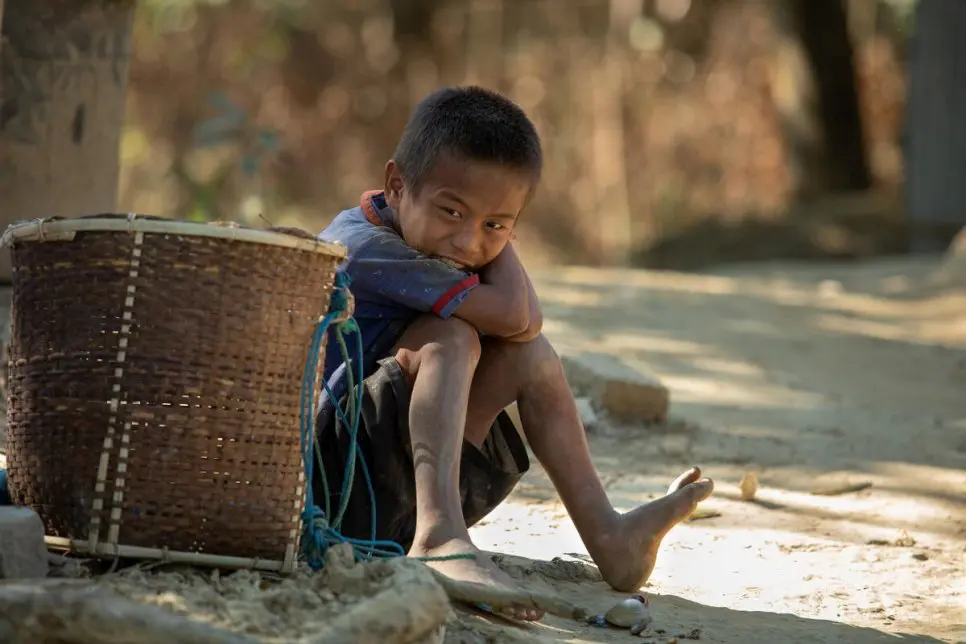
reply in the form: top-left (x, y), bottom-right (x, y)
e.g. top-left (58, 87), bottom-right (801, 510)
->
top-left (412, 520), bottom-right (472, 550)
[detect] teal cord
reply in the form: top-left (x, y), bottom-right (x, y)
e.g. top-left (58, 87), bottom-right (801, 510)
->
top-left (299, 272), bottom-right (475, 568)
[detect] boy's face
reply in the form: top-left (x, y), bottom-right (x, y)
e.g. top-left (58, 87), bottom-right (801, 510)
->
top-left (383, 155), bottom-right (531, 271)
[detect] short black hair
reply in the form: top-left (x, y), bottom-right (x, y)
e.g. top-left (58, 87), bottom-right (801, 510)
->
top-left (392, 85), bottom-right (543, 192)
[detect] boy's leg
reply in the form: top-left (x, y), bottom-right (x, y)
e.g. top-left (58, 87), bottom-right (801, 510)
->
top-left (390, 315), bottom-right (545, 620)
top-left (461, 331), bottom-right (714, 592)
top-left (391, 315), bottom-right (712, 617)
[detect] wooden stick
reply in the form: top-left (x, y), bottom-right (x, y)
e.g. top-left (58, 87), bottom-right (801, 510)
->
top-left (687, 507), bottom-right (722, 521)
top-left (0, 583), bottom-right (255, 644)
top-left (428, 568), bottom-right (589, 621)
top-left (810, 481), bottom-right (873, 496)
top-left (44, 536), bottom-right (291, 573)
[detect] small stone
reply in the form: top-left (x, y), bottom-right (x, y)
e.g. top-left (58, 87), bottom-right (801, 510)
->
top-left (560, 352), bottom-right (669, 424)
top-left (739, 471), bottom-right (759, 501)
top-left (574, 396), bottom-right (599, 429)
top-left (0, 506), bottom-right (49, 579)
top-left (506, 397), bottom-right (598, 431)
top-left (817, 280), bottom-right (843, 298)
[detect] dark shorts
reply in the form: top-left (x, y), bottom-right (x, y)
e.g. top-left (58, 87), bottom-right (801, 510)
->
top-left (313, 356), bottom-right (530, 550)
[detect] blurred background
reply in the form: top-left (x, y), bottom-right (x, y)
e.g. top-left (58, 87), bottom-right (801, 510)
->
top-left (3, 0), bottom-right (965, 271)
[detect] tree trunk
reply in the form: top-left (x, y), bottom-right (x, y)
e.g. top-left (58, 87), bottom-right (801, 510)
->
top-left (389, 0), bottom-right (442, 109)
top-left (463, 0), bottom-right (504, 89)
top-left (770, 0), bottom-right (871, 201)
top-left (905, 0), bottom-right (966, 252)
top-left (592, 0), bottom-right (635, 266)
top-left (0, 0), bottom-right (136, 282)
top-left (0, 1), bottom-right (5, 102)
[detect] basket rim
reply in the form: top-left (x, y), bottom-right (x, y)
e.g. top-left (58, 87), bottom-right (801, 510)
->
top-left (0, 215), bottom-right (347, 258)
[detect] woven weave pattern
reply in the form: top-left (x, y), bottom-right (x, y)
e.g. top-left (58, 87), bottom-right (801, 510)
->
top-left (4, 218), bottom-right (340, 562)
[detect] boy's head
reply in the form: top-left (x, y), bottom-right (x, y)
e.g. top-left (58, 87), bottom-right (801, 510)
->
top-left (383, 86), bottom-right (542, 271)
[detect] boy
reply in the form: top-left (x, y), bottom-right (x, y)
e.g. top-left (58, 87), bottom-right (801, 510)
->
top-left (315, 86), bottom-right (713, 621)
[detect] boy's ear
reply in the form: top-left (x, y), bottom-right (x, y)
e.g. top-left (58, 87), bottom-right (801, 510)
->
top-left (384, 160), bottom-right (404, 209)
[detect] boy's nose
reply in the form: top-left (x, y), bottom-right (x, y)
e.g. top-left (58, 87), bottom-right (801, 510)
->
top-left (450, 227), bottom-right (479, 255)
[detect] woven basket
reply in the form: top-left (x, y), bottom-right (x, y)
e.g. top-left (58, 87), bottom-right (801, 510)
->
top-left (1, 214), bottom-right (346, 574)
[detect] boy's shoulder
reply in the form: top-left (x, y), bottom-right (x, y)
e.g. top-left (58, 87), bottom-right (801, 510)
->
top-left (319, 190), bottom-right (394, 249)
top-left (319, 190), bottom-right (480, 319)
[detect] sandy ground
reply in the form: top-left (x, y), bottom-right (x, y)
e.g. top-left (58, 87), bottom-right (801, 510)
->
top-left (454, 253), bottom-right (966, 643)
top-left (2, 252), bottom-right (964, 643)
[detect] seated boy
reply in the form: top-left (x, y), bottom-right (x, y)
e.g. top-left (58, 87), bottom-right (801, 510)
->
top-left (315, 86), bottom-right (713, 621)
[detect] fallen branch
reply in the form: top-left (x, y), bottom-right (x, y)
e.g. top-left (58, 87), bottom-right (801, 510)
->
top-left (0, 583), bottom-right (254, 644)
top-left (687, 507), bottom-right (722, 521)
top-left (810, 481), bottom-right (873, 496)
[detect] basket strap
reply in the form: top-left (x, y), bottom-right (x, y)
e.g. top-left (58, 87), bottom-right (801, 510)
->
top-left (88, 229), bottom-right (145, 554)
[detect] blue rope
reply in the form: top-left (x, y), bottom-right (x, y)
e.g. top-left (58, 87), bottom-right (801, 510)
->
top-left (299, 272), bottom-right (405, 569)
top-left (298, 272), bottom-right (476, 570)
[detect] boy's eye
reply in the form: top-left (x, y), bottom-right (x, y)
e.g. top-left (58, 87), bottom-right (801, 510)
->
top-left (440, 207), bottom-right (462, 218)
top-left (485, 221), bottom-right (505, 231)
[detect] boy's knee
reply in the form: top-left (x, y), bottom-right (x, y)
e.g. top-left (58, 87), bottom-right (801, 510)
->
top-left (486, 332), bottom-right (561, 378)
top-left (424, 316), bottom-right (482, 363)
top-left (395, 315), bottom-right (482, 374)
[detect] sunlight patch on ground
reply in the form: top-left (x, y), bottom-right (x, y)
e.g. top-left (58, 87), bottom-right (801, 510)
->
top-left (863, 460), bottom-right (966, 499)
top-left (535, 267), bottom-right (741, 296)
top-left (661, 374), bottom-right (826, 409)
top-left (471, 499), bottom-right (584, 561)
top-left (815, 312), bottom-right (945, 345)
top-left (592, 333), bottom-right (711, 357)
top-left (472, 496), bottom-right (964, 635)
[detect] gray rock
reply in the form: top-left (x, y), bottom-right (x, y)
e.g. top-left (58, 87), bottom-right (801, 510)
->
top-left (0, 507), bottom-right (49, 579)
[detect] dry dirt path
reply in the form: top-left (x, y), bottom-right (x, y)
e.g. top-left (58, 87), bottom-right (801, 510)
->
top-left (454, 254), bottom-right (966, 643)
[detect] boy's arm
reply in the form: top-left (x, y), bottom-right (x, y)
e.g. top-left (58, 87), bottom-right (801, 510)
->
top-left (345, 226), bottom-right (478, 315)
top-left (452, 244), bottom-right (540, 340)
top-left (344, 227), bottom-right (537, 338)
top-left (502, 265), bottom-right (543, 343)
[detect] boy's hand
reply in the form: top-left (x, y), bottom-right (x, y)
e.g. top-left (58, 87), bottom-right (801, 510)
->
top-left (452, 244), bottom-right (536, 338)
top-left (479, 242), bottom-right (522, 287)
top-left (489, 245), bottom-right (543, 343)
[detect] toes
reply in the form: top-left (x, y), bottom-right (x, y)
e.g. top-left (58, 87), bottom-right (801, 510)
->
top-left (689, 477), bottom-right (714, 503)
top-left (659, 477), bottom-right (714, 524)
top-left (496, 606), bottom-right (542, 622)
top-left (667, 466), bottom-right (702, 494)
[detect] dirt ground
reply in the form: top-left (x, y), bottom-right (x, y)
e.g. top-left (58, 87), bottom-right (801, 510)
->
top-left (2, 252), bottom-right (964, 643)
top-left (453, 252), bottom-right (966, 643)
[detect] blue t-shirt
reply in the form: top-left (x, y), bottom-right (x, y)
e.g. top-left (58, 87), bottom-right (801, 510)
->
top-left (317, 190), bottom-right (480, 407)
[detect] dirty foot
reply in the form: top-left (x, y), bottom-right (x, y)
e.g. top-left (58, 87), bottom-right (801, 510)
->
top-left (591, 466), bottom-right (714, 592)
top-left (409, 533), bottom-right (545, 621)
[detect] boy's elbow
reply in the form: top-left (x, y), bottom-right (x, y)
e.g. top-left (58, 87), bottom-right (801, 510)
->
top-left (528, 309), bottom-right (543, 335)
top-left (503, 311), bottom-right (542, 343)
top-left (502, 308), bottom-right (530, 337)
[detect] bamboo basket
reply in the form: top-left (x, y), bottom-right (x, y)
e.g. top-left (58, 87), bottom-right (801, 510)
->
top-left (0, 214), bottom-right (346, 574)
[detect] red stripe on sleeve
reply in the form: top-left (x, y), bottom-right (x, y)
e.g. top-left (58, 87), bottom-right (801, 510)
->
top-left (431, 274), bottom-right (481, 316)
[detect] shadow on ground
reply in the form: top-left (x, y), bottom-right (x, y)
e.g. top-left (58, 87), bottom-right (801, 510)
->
top-left (444, 552), bottom-right (948, 644)
top-left (531, 257), bottom-right (966, 476)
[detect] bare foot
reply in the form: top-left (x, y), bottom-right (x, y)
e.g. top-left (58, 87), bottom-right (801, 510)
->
top-left (590, 466), bottom-right (714, 592)
top-left (408, 533), bottom-right (545, 621)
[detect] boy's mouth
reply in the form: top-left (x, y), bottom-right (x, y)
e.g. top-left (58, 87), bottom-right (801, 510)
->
top-left (436, 256), bottom-right (469, 271)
